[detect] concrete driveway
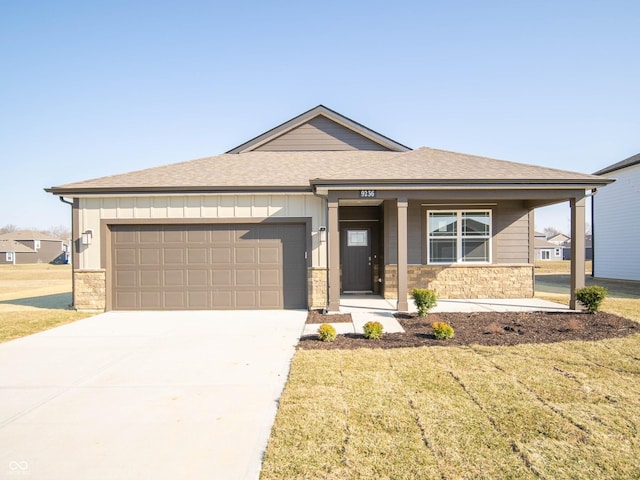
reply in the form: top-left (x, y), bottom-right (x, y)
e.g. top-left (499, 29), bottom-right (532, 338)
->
top-left (0, 310), bottom-right (307, 480)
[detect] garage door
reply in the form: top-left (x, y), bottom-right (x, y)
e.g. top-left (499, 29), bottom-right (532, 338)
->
top-left (110, 224), bottom-right (307, 310)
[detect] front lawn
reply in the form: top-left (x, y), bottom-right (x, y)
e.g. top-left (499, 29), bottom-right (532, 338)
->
top-left (262, 335), bottom-right (640, 479)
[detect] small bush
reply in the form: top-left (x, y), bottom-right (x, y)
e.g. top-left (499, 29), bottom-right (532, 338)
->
top-left (412, 288), bottom-right (437, 317)
top-left (363, 321), bottom-right (384, 340)
top-left (575, 286), bottom-right (608, 313)
top-left (317, 323), bottom-right (337, 342)
top-left (432, 322), bottom-right (454, 340)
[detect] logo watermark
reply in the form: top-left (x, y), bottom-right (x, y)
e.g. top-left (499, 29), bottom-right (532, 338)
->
top-left (7, 460), bottom-right (30, 477)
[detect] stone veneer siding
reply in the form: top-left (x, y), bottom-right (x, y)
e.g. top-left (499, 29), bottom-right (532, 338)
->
top-left (308, 267), bottom-right (328, 310)
top-left (74, 269), bottom-right (106, 311)
top-left (384, 264), bottom-right (534, 299)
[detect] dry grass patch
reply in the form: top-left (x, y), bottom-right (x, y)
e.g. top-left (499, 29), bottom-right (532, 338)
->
top-left (262, 336), bottom-right (640, 479)
top-left (0, 264), bottom-right (94, 342)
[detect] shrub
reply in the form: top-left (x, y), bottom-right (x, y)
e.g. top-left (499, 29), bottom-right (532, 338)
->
top-left (575, 286), bottom-right (608, 314)
top-left (317, 323), bottom-right (337, 342)
top-left (363, 321), bottom-right (384, 340)
top-left (432, 322), bottom-right (454, 340)
top-left (412, 288), bottom-right (437, 317)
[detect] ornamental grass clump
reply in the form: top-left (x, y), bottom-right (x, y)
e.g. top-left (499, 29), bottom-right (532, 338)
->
top-left (432, 321), bottom-right (454, 340)
top-left (363, 321), bottom-right (384, 340)
top-left (412, 288), bottom-right (437, 317)
top-left (575, 286), bottom-right (608, 314)
top-left (317, 323), bottom-right (337, 342)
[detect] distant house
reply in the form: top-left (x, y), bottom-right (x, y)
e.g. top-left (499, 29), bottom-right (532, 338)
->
top-left (562, 235), bottom-right (592, 261)
top-left (547, 233), bottom-right (570, 245)
top-left (533, 232), bottom-right (564, 260)
top-left (593, 153), bottom-right (640, 281)
top-left (0, 230), bottom-right (68, 265)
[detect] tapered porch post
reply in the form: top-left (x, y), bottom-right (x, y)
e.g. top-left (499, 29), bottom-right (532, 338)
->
top-left (397, 197), bottom-right (409, 311)
top-left (570, 194), bottom-right (586, 309)
top-left (328, 199), bottom-right (340, 312)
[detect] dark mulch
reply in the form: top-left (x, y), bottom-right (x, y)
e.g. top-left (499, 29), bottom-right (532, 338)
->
top-left (306, 309), bottom-right (352, 324)
top-left (298, 311), bottom-right (639, 350)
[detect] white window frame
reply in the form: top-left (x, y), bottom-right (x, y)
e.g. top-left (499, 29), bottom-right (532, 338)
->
top-left (34, 240), bottom-right (41, 250)
top-left (541, 250), bottom-right (550, 260)
top-left (427, 210), bottom-right (492, 265)
top-left (6, 252), bottom-right (14, 263)
top-left (554, 248), bottom-right (561, 257)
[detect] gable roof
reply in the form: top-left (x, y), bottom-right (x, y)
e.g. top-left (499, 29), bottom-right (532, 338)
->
top-left (226, 105), bottom-right (411, 153)
top-left (46, 147), bottom-right (611, 195)
top-left (594, 152), bottom-right (640, 175)
top-left (0, 239), bottom-right (35, 253)
top-left (0, 230), bottom-right (62, 242)
top-left (534, 238), bottom-right (561, 249)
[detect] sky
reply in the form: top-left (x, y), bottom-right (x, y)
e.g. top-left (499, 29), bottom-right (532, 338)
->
top-left (1, 0), bottom-right (638, 235)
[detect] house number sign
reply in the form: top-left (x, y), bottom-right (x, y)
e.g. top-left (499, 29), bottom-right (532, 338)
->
top-left (359, 190), bottom-right (376, 198)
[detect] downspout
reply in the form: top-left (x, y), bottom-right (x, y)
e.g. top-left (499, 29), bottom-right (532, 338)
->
top-left (588, 188), bottom-right (597, 277)
top-left (58, 196), bottom-right (75, 307)
top-left (312, 188), bottom-right (330, 313)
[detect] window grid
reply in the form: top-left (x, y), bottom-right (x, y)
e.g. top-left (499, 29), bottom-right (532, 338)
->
top-left (427, 210), bottom-right (491, 264)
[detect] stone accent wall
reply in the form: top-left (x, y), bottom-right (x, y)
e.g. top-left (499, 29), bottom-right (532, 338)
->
top-left (308, 267), bottom-right (328, 310)
top-left (384, 264), bottom-right (534, 299)
top-left (74, 269), bottom-right (106, 311)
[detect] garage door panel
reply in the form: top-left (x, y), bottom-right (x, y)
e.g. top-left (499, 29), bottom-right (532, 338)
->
top-left (187, 269), bottom-right (208, 286)
top-left (187, 248), bottom-right (208, 264)
top-left (140, 249), bottom-right (161, 265)
top-left (164, 270), bottom-right (185, 286)
top-left (164, 249), bottom-right (184, 264)
top-left (111, 223), bottom-right (306, 310)
top-left (140, 271), bottom-right (161, 286)
top-left (115, 249), bottom-right (136, 266)
top-left (139, 231), bottom-right (162, 243)
top-left (235, 247), bottom-right (256, 264)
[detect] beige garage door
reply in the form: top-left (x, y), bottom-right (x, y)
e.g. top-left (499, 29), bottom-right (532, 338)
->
top-left (110, 224), bottom-right (307, 310)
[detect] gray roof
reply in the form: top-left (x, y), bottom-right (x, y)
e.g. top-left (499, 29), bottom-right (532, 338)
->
top-left (0, 239), bottom-right (34, 253)
top-left (47, 147), bottom-right (609, 195)
top-left (0, 230), bottom-right (62, 241)
top-left (594, 152), bottom-right (640, 175)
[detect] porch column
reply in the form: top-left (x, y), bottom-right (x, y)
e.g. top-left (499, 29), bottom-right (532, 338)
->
top-left (570, 194), bottom-right (586, 309)
top-left (397, 197), bottom-right (409, 311)
top-left (327, 199), bottom-right (341, 312)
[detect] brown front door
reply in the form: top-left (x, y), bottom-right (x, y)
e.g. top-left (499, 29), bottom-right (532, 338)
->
top-left (341, 228), bottom-right (372, 292)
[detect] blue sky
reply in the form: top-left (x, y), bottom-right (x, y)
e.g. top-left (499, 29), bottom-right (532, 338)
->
top-left (1, 1), bottom-right (638, 233)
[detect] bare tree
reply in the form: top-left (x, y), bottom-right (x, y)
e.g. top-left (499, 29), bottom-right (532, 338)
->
top-left (43, 225), bottom-right (71, 240)
top-left (543, 226), bottom-right (561, 239)
top-left (0, 224), bottom-right (18, 234)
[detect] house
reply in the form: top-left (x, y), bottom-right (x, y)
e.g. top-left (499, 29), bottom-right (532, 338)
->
top-left (547, 233), bottom-right (570, 245)
top-left (0, 230), bottom-right (68, 265)
top-left (562, 235), bottom-right (593, 261)
top-left (533, 232), bottom-right (563, 261)
top-left (45, 105), bottom-right (610, 311)
top-left (593, 153), bottom-right (640, 281)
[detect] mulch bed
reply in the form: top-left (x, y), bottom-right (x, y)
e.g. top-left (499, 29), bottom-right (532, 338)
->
top-left (306, 309), bottom-right (352, 324)
top-left (298, 311), bottom-right (639, 350)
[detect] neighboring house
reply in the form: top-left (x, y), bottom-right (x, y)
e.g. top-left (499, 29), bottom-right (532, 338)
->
top-left (0, 230), bottom-right (68, 265)
top-left (562, 235), bottom-right (592, 261)
top-left (533, 232), bottom-right (563, 261)
top-left (593, 153), bottom-right (640, 281)
top-left (547, 233), bottom-right (570, 245)
top-left (46, 105), bottom-right (610, 311)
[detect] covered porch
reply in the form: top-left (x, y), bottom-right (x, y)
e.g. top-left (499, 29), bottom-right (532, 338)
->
top-left (317, 186), bottom-right (593, 312)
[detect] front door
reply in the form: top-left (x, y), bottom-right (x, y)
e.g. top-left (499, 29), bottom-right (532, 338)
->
top-left (341, 228), bottom-right (372, 292)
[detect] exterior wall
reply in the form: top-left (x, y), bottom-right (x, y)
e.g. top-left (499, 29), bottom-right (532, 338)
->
top-left (0, 241), bottom-right (65, 264)
top-left (254, 116), bottom-right (390, 152)
top-left (594, 165), bottom-right (640, 281)
top-left (75, 193), bottom-right (326, 310)
top-left (384, 264), bottom-right (534, 299)
top-left (534, 247), bottom-right (563, 261)
top-left (74, 269), bottom-right (106, 310)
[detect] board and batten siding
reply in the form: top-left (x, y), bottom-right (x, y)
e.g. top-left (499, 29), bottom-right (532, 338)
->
top-left (594, 165), bottom-right (640, 281)
top-left (77, 194), bottom-right (326, 270)
top-left (254, 116), bottom-right (391, 152)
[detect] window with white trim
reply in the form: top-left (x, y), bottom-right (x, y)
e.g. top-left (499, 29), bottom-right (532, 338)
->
top-left (541, 250), bottom-right (550, 260)
top-left (427, 210), bottom-right (491, 264)
top-left (6, 252), bottom-right (14, 262)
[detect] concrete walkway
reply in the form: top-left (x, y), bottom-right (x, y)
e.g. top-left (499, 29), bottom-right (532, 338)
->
top-left (302, 296), bottom-right (572, 337)
top-left (0, 310), bottom-right (307, 480)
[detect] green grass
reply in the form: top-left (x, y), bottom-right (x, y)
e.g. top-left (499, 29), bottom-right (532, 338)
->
top-left (262, 337), bottom-right (640, 479)
top-left (0, 264), bottom-right (93, 343)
